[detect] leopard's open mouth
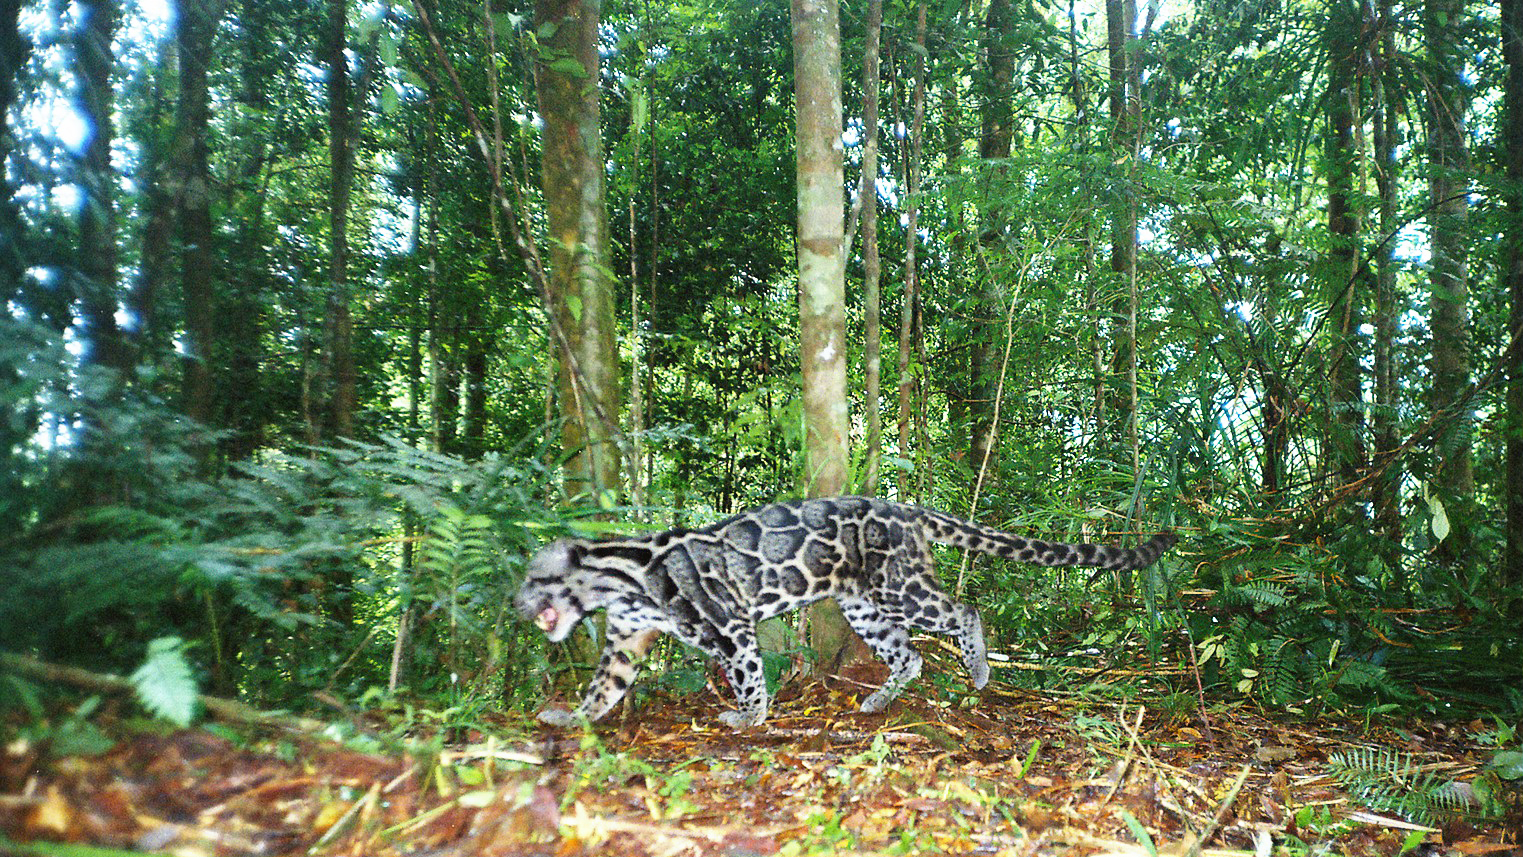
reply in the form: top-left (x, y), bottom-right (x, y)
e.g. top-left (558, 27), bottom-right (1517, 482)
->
top-left (534, 606), bottom-right (559, 633)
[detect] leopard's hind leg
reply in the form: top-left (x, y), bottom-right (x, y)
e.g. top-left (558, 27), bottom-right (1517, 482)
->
top-left (896, 576), bottom-right (990, 690)
top-left (837, 595), bottom-right (924, 714)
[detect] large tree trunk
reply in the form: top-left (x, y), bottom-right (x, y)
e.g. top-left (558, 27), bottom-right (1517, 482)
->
top-left (1425, 0), bottom-right (1473, 557)
top-left (793, 0), bottom-right (860, 671)
top-left (793, 0), bottom-right (850, 499)
top-left (1502, 0), bottom-right (1523, 612)
top-left (536, 0), bottom-right (623, 503)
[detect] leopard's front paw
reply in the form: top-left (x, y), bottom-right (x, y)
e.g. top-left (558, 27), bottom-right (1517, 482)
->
top-left (966, 655), bottom-right (990, 690)
top-left (858, 689), bottom-right (896, 714)
top-left (536, 708), bottom-right (577, 727)
top-left (718, 709), bottom-right (763, 730)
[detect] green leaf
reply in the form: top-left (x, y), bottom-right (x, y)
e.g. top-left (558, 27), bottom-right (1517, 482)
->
top-left (1429, 494), bottom-right (1449, 542)
top-left (130, 636), bottom-right (200, 727)
top-left (1118, 809), bottom-right (1158, 857)
top-left (549, 57), bottom-right (589, 78)
top-left (1487, 750), bottom-right (1523, 780)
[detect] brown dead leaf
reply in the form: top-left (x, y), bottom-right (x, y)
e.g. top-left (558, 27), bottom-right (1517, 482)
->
top-left (1255, 745), bottom-right (1296, 764)
top-left (24, 783), bottom-right (73, 838)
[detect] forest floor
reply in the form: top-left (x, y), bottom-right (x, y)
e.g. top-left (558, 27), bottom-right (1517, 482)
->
top-left (2, 652), bottom-right (1520, 857)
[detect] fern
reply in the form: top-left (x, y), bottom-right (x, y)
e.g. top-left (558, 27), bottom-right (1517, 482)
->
top-left (130, 637), bottom-right (199, 727)
top-left (1327, 747), bottom-right (1491, 826)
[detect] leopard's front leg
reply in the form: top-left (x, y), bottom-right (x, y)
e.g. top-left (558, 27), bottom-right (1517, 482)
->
top-left (537, 627), bottom-right (661, 727)
top-left (714, 626), bottom-right (770, 730)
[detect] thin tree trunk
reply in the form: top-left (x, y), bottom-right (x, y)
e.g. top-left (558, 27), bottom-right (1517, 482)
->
top-left (1425, 0), bottom-right (1473, 557)
top-left (971, 0), bottom-right (1013, 489)
top-left (220, 7), bottom-right (275, 462)
top-left (896, 5), bottom-right (928, 501)
top-left (858, 0), bottom-right (883, 497)
top-left (1371, 0), bottom-right (1402, 561)
top-left (1324, 0), bottom-right (1367, 497)
top-left (176, 0), bottom-right (221, 433)
top-left (1501, 0), bottom-right (1523, 612)
top-left (323, 0), bottom-right (357, 440)
top-left (75, 0), bottom-right (129, 376)
top-left (1, 0), bottom-right (24, 305)
top-left (535, 0), bottom-right (623, 503)
top-left (1105, 0), bottom-right (1137, 462)
top-left (462, 310), bottom-right (488, 458)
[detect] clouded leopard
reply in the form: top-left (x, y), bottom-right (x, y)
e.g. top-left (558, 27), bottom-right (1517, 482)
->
top-left (515, 496), bottom-right (1177, 729)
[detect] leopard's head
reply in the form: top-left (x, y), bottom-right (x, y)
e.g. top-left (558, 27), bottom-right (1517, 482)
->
top-left (515, 540), bottom-right (594, 642)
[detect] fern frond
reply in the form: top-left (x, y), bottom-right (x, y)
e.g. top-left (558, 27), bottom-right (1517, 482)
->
top-left (1327, 747), bottom-right (1492, 826)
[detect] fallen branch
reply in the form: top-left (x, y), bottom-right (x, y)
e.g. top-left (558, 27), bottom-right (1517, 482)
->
top-left (0, 651), bottom-right (328, 734)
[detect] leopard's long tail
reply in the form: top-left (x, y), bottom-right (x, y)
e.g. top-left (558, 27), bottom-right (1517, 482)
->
top-left (917, 508), bottom-right (1177, 571)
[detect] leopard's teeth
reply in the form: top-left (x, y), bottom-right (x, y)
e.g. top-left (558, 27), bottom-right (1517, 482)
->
top-left (536, 607), bottom-right (559, 633)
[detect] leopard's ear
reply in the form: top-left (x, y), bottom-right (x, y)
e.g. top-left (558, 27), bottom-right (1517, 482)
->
top-left (565, 541), bottom-right (585, 567)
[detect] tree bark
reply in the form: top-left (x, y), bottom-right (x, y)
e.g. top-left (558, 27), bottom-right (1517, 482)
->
top-left (896, 5), bottom-right (928, 500)
top-left (1425, 0), bottom-right (1473, 556)
top-left (1105, 0), bottom-right (1138, 464)
top-left (0, 0), bottom-right (23, 307)
top-left (535, 0), bottom-right (623, 503)
top-left (793, 0), bottom-right (850, 498)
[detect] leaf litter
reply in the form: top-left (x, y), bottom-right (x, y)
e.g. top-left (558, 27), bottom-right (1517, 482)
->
top-left (2, 655), bottom-right (1519, 856)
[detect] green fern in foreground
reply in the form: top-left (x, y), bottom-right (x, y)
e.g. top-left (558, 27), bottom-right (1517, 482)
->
top-left (1327, 746), bottom-right (1502, 826)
